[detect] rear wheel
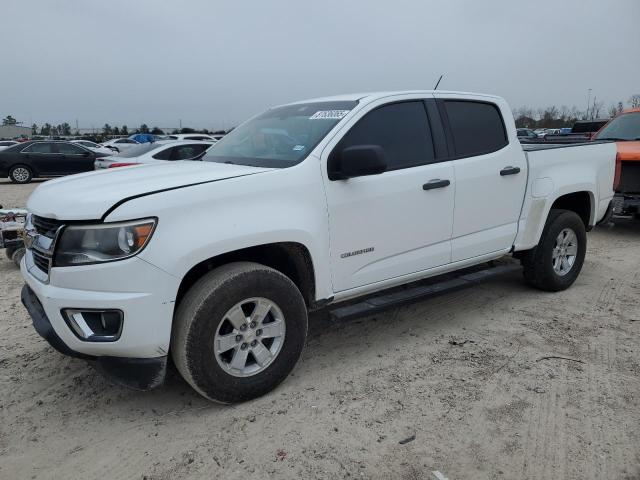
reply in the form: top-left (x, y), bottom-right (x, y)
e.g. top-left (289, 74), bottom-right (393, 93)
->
top-left (171, 262), bottom-right (308, 403)
top-left (9, 165), bottom-right (33, 184)
top-left (521, 209), bottom-right (587, 291)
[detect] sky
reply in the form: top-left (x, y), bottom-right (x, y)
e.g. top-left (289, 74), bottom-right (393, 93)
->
top-left (1, 0), bottom-right (639, 131)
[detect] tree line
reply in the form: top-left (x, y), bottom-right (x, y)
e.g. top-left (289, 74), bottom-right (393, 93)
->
top-left (514, 94), bottom-right (640, 129)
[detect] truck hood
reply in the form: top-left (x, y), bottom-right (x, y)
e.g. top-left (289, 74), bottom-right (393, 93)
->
top-left (27, 161), bottom-right (272, 220)
top-left (616, 141), bottom-right (640, 161)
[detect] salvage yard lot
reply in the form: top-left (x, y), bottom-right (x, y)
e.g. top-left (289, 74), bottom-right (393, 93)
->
top-left (0, 179), bottom-right (639, 480)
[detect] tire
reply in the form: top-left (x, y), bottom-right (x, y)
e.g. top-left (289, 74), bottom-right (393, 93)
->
top-left (12, 247), bottom-right (25, 268)
top-left (521, 209), bottom-right (587, 292)
top-left (5, 246), bottom-right (16, 261)
top-left (9, 165), bottom-right (33, 184)
top-left (171, 261), bottom-right (308, 403)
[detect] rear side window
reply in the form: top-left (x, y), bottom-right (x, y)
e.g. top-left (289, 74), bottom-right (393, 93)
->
top-left (337, 101), bottom-right (435, 170)
top-left (152, 147), bottom-right (173, 160)
top-left (444, 100), bottom-right (507, 157)
top-left (173, 143), bottom-right (209, 159)
top-left (56, 143), bottom-right (86, 154)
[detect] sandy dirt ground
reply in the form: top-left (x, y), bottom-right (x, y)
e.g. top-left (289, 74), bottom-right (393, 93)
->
top-left (1, 179), bottom-right (639, 480)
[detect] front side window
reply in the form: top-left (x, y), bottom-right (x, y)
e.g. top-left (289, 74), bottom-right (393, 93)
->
top-left (444, 100), bottom-right (508, 157)
top-left (203, 101), bottom-right (358, 168)
top-left (23, 142), bottom-right (55, 154)
top-left (335, 101), bottom-right (435, 170)
top-left (595, 112), bottom-right (640, 141)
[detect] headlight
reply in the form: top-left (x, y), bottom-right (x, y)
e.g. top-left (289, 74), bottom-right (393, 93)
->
top-left (54, 218), bottom-right (156, 267)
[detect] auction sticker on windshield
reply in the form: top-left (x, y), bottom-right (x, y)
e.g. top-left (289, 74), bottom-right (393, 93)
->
top-left (309, 110), bottom-right (350, 120)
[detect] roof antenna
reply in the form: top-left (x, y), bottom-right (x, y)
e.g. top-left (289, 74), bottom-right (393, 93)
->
top-left (433, 74), bottom-right (444, 90)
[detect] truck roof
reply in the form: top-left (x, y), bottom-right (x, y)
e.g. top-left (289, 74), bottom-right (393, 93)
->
top-left (283, 90), bottom-right (504, 105)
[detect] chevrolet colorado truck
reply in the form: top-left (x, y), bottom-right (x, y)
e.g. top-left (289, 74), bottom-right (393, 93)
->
top-left (20, 91), bottom-right (617, 403)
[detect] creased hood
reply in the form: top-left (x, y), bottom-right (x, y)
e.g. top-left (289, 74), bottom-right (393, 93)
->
top-left (27, 161), bottom-right (271, 220)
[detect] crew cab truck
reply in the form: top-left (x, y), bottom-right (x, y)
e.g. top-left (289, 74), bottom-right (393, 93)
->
top-left (20, 91), bottom-right (616, 403)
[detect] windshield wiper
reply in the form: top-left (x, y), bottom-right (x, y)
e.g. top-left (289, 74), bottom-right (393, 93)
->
top-left (597, 137), bottom-right (630, 141)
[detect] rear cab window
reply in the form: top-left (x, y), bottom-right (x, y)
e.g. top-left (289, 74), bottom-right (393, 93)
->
top-left (442, 100), bottom-right (508, 157)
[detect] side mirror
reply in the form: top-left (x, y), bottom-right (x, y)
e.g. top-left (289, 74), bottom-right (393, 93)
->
top-left (82, 151), bottom-right (91, 157)
top-left (328, 145), bottom-right (387, 180)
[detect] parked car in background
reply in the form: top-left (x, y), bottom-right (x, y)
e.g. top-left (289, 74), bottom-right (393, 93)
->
top-left (0, 141), bottom-right (19, 151)
top-left (0, 141), bottom-right (110, 183)
top-left (533, 128), bottom-right (547, 138)
top-left (593, 108), bottom-right (640, 217)
top-left (167, 133), bottom-right (219, 142)
top-left (129, 133), bottom-right (158, 144)
top-left (572, 119), bottom-right (609, 136)
top-left (94, 140), bottom-right (213, 169)
top-left (19, 90), bottom-right (616, 403)
top-left (70, 140), bottom-right (114, 155)
top-left (101, 137), bottom-right (140, 153)
top-left (516, 128), bottom-right (538, 141)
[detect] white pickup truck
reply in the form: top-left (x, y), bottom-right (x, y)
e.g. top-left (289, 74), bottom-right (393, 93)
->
top-left (20, 91), bottom-right (616, 403)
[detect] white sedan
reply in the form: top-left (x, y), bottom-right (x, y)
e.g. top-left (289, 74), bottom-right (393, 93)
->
top-left (101, 137), bottom-right (140, 153)
top-left (0, 140), bottom-right (19, 151)
top-left (94, 140), bottom-right (214, 169)
top-left (70, 140), bottom-right (114, 155)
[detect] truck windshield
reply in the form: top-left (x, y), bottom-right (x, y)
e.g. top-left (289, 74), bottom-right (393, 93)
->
top-left (595, 112), bottom-right (640, 141)
top-left (202, 101), bottom-right (358, 168)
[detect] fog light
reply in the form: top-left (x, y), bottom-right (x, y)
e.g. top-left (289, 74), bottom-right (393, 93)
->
top-left (62, 309), bottom-right (123, 342)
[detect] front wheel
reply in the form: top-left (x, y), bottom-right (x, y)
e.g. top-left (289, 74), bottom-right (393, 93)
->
top-left (521, 209), bottom-right (587, 292)
top-left (171, 262), bottom-right (308, 403)
top-left (12, 247), bottom-right (25, 267)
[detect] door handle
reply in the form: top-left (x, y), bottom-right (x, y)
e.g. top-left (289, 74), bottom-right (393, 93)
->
top-left (500, 166), bottom-right (521, 176)
top-left (422, 179), bottom-right (451, 190)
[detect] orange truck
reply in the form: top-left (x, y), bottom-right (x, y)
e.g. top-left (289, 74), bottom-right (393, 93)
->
top-left (593, 108), bottom-right (640, 218)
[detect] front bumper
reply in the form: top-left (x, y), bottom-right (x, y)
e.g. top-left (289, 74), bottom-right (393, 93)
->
top-left (20, 251), bottom-right (180, 389)
top-left (21, 284), bottom-right (167, 389)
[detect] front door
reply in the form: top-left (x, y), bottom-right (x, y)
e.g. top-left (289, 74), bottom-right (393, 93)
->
top-left (322, 98), bottom-right (455, 293)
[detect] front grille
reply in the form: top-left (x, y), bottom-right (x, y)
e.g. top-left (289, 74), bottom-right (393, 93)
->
top-left (619, 163), bottom-right (640, 194)
top-left (32, 215), bottom-right (64, 238)
top-left (28, 215), bottom-right (65, 278)
top-left (32, 250), bottom-right (50, 273)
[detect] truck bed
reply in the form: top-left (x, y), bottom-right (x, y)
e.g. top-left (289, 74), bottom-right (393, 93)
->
top-left (521, 140), bottom-right (613, 152)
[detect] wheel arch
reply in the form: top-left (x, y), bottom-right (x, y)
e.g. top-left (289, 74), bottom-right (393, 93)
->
top-left (514, 188), bottom-right (595, 252)
top-left (549, 190), bottom-right (594, 228)
top-left (175, 242), bottom-right (317, 310)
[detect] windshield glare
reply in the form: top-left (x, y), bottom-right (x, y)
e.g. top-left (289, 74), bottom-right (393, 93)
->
top-left (595, 112), bottom-right (640, 141)
top-left (202, 101), bottom-right (358, 168)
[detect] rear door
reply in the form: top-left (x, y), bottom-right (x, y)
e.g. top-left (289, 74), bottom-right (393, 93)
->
top-left (434, 95), bottom-right (527, 261)
top-left (321, 96), bottom-right (455, 292)
top-left (54, 143), bottom-right (95, 173)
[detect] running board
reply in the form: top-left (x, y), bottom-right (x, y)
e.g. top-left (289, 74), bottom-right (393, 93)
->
top-left (328, 262), bottom-right (522, 321)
